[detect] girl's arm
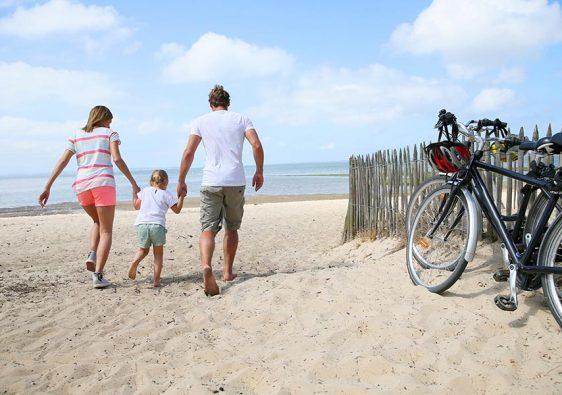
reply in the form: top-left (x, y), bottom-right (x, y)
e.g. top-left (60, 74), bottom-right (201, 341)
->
top-left (170, 195), bottom-right (184, 214)
top-left (110, 141), bottom-right (140, 193)
top-left (38, 150), bottom-right (74, 207)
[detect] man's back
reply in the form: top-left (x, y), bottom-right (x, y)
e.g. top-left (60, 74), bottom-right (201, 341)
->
top-left (190, 110), bottom-right (254, 187)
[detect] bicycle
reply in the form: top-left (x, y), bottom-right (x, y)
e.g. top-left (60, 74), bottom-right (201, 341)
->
top-left (406, 111), bottom-right (562, 327)
top-left (406, 113), bottom-right (541, 271)
top-left (405, 110), bottom-right (562, 239)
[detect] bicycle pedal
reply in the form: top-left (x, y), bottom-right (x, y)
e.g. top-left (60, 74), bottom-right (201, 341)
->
top-left (494, 295), bottom-right (518, 311)
top-left (493, 269), bottom-right (509, 282)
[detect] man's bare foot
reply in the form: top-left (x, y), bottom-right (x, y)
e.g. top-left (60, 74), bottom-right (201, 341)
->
top-left (153, 282), bottom-right (159, 288)
top-left (223, 272), bottom-right (237, 281)
top-left (128, 264), bottom-right (138, 280)
top-left (203, 267), bottom-right (220, 296)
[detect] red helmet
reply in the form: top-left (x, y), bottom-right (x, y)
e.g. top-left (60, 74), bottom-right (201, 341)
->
top-left (425, 142), bottom-right (470, 173)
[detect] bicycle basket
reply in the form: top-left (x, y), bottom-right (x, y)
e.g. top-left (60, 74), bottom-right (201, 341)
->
top-left (425, 142), bottom-right (470, 173)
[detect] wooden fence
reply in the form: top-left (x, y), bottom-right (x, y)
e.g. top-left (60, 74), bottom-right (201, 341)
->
top-left (342, 124), bottom-right (559, 242)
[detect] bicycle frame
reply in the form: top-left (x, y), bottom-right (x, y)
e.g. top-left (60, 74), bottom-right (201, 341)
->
top-left (458, 151), bottom-right (562, 275)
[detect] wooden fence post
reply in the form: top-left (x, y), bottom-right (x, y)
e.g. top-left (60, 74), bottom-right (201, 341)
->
top-left (341, 123), bottom-right (557, 242)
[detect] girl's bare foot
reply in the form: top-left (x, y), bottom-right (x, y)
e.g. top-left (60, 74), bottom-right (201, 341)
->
top-left (203, 267), bottom-right (220, 296)
top-left (128, 263), bottom-right (138, 280)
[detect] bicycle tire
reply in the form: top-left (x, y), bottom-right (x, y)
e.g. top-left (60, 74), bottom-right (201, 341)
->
top-left (406, 175), bottom-right (447, 233)
top-left (537, 214), bottom-right (562, 328)
top-left (524, 191), bottom-right (562, 242)
top-left (406, 185), bottom-right (471, 294)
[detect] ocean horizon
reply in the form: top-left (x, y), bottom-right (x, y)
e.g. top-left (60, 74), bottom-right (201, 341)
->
top-left (0, 161), bottom-right (349, 209)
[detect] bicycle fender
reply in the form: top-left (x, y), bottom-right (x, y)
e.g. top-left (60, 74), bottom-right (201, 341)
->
top-left (463, 187), bottom-right (482, 262)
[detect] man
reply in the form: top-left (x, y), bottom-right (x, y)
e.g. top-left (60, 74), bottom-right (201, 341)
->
top-left (177, 85), bottom-right (264, 296)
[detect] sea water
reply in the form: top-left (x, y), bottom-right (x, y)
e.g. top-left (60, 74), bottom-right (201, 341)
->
top-left (0, 161), bottom-right (349, 208)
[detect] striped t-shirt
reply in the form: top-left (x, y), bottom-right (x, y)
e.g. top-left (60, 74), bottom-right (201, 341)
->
top-left (66, 127), bottom-right (120, 194)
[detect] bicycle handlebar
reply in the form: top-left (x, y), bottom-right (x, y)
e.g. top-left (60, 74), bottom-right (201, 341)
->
top-left (436, 110), bottom-right (510, 145)
top-left (474, 118), bottom-right (508, 132)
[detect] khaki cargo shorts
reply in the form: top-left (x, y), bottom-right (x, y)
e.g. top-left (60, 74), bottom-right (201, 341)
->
top-left (200, 186), bottom-right (245, 233)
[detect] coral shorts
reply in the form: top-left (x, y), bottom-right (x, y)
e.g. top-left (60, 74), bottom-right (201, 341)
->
top-left (77, 186), bottom-right (116, 207)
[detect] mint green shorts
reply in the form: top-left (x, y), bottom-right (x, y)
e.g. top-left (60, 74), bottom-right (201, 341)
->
top-left (136, 224), bottom-right (167, 248)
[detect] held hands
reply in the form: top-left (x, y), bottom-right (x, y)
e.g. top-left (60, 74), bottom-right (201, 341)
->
top-left (38, 188), bottom-right (50, 207)
top-left (132, 183), bottom-right (141, 195)
top-left (252, 172), bottom-right (264, 191)
top-left (177, 181), bottom-right (188, 198)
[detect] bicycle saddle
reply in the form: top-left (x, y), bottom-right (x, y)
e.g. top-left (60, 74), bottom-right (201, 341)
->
top-left (518, 132), bottom-right (562, 154)
top-left (536, 133), bottom-right (562, 154)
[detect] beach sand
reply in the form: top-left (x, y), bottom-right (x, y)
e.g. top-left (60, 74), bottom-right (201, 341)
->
top-left (0, 198), bottom-right (561, 393)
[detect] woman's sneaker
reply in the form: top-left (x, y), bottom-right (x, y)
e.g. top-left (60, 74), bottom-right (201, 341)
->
top-left (92, 272), bottom-right (110, 289)
top-left (86, 251), bottom-right (96, 272)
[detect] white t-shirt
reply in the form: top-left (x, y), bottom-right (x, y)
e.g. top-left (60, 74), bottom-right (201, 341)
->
top-left (190, 110), bottom-right (254, 186)
top-left (135, 186), bottom-right (177, 228)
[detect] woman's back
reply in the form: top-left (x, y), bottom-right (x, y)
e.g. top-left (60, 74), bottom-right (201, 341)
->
top-left (67, 127), bottom-right (120, 193)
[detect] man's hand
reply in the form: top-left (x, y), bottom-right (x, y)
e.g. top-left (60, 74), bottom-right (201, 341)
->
top-left (252, 172), bottom-right (264, 191)
top-left (177, 181), bottom-right (188, 197)
top-left (245, 129), bottom-right (264, 192)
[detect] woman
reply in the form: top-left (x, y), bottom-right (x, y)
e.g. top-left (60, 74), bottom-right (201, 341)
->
top-left (38, 105), bottom-right (139, 288)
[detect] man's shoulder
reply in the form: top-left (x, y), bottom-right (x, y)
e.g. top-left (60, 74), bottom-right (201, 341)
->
top-left (226, 111), bottom-right (249, 120)
top-left (191, 113), bottom-right (211, 124)
top-left (191, 111), bottom-right (252, 130)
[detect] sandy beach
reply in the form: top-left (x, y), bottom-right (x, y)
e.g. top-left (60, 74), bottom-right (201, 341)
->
top-left (1, 198), bottom-right (561, 393)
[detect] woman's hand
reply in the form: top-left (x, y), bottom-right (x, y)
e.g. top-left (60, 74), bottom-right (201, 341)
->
top-left (39, 149), bottom-right (73, 208)
top-left (38, 189), bottom-right (50, 207)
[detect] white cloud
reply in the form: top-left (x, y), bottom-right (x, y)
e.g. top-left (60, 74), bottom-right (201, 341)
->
top-left (161, 32), bottom-right (295, 83)
top-left (320, 142), bottom-right (335, 150)
top-left (445, 64), bottom-right (484, 80)
top-left (0, 116), bottom-right (80, 137)
top-left (0, 0), bottom-right (134, 52)
top-left (156, 42), bottom-right (186, 59)
top-left (0, 61), bottom-right (120, 109)
top-left (0, 116), bottom-right (81, 171)
top-left (0, 0), bottom-right (24, 7)
top-left (496, 67), bottom-right (525, 84)
top-left (0, 0), bottom-right (130, 38)
top-left (390, 0), bottom-right (562, 77)
top-left (471, 88), bottom-right (516, 112)
top-left (250, 64), bottom-right (465, 126)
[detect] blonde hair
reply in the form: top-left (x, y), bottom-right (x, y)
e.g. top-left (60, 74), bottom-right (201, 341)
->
top-left (82, 105), bottom-right (113, 133)
top-left (150, 170), bottom-right (169, 188)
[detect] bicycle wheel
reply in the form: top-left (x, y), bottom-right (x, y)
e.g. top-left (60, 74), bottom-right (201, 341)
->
top-left (406, 185), bottom-right (471, 293)
top-left (524, 191), bottom-right (562, 242)
top-left (537, 215), bottom-right (562, 328)
top-left (406, 175), bottom-right (447, 233)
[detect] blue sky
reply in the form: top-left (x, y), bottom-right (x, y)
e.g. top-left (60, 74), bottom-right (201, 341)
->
top-left (2, 0), bottom-right (562, 175)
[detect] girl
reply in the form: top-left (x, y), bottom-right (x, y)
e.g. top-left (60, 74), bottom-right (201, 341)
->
top-left (38, 105), bottom-right (139, 289)
top-left (128, 170), bottom-right (184, 287)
